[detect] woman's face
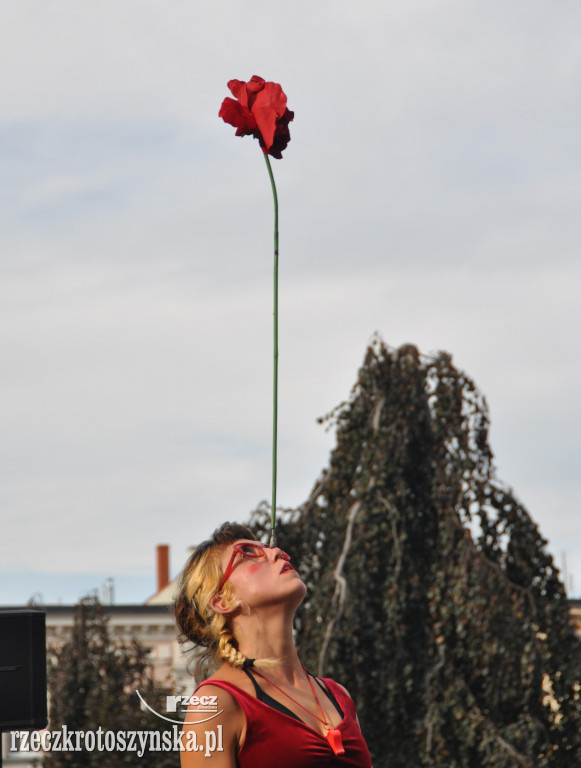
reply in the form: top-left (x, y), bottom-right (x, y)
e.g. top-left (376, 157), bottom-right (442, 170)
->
top-left (218, 539), bottom-right (306, 609)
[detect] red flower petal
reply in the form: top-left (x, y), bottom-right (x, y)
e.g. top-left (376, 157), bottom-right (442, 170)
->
top-left (227, 79), bottom-right (251, 109)
top-left (246, 75), bottom-right (267, 103)
top-left (252, 82), bottom-right (287, 152)
top-left (219, 97), bottom-right (257, 136)
top-left (267, 109), bottom-right (294, 159)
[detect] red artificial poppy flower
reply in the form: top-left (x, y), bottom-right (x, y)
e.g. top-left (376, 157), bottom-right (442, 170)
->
top-left (219, 75), bottom-right (294, 159)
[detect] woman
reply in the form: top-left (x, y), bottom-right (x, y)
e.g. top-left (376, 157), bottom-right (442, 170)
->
top-left (174, 522), bottom-right (372, 767)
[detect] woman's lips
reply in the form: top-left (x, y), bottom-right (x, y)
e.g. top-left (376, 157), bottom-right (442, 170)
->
top-left (280, 563), bottom-right (295, 574)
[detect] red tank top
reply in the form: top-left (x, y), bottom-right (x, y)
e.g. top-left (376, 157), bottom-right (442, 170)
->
top-left (196, 677), bottom-right (372, 768)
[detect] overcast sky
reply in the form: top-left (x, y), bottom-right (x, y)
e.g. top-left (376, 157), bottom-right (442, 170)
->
top-left (1, 1), bottom-right (580, 605)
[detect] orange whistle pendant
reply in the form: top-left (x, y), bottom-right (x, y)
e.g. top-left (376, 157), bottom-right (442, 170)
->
top-left (327, 728), bottom-right (345, 755)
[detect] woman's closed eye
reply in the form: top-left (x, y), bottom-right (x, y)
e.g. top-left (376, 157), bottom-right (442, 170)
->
top-left (239, 543), bottom-right (265, 557)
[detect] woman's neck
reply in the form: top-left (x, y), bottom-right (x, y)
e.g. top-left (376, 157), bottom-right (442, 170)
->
top-left (233, 607), bottom-right (303, 681)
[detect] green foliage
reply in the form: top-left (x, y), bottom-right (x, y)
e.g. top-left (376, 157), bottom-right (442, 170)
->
top-left (45, 596), bottom-right (177, 768)
top-left (250, 337), bottom-right (581, 768)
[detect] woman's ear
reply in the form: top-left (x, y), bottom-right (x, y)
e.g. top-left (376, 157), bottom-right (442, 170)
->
top-left (210, 593), bottom-right (237, 615)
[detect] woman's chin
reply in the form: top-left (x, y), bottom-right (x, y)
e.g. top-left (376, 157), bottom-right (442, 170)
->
top-left (287, 576), bottom-right (307, 605)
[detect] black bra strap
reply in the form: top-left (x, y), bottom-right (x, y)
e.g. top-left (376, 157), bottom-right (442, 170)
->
top-left (313, 676), bottom-right (344, 718)
top-left (241, 667), bottom-right (303, 723)
top-left (241, 666), bottom-right (263, 698)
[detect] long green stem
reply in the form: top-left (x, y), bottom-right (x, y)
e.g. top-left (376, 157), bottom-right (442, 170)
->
top-left (264, 154), bottom-right (278, 548)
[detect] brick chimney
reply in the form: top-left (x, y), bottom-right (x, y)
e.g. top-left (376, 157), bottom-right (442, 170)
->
top-left (156, 544), bottom-right (170, 593)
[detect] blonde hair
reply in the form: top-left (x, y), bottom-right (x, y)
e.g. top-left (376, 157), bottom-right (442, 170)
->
top-left (174, 522), bottom-right (278, 681)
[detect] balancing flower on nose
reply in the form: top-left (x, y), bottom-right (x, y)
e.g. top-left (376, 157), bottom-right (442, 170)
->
top-left (181, 80), bottom-right (372, 766)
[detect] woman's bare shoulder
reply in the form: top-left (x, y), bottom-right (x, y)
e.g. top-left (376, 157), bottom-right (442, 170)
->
top-left (184, 682), bottom-right (240, 719)
top-left (201, 665), bottom-right (256, 696)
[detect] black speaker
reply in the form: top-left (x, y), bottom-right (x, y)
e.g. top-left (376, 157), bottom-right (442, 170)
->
top-left (0, 610), bottom-right (48, 730)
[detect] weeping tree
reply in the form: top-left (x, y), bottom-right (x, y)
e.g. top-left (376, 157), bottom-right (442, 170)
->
top-left (46, 596), bottom-right (177, 768)
top-left (250, 337), bottom-right (581, 768)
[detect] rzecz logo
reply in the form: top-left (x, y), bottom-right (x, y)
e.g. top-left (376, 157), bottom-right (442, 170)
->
top-left (166, 695), bottom-right (218, 712)
top-left (135, 691), bottom-right (222, 725)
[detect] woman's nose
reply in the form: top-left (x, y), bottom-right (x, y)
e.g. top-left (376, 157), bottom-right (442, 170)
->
top-left (269, 546), bottom-right (290, 562)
